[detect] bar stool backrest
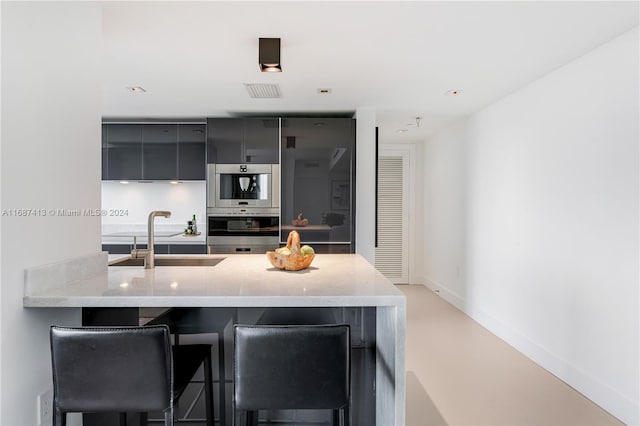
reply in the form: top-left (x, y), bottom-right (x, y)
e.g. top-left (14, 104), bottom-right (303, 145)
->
top-left (234, 324), bottom-right (350, 411)
top-left (50, 325), bottom-right (173, 416)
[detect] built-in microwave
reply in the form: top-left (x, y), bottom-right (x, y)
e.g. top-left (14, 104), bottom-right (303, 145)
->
top-left (207, 164), bottom-right (279, 212)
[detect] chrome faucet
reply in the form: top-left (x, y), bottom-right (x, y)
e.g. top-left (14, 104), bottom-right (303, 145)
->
top-left (131, 210), bottom-right (171, 268)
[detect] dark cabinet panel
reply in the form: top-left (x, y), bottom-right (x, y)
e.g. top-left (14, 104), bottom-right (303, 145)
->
top-left (178, 124), bottom-right (206, 180)
top-left (207, 118), bottom-right (279, 164)
top-left (169, 244), bottom-right (207, 254)
top-left (207, 118), bottom-right (243, 164)
top-left (102, 125), bottom-right (108, 180)
top-left (280, 118), bottom-right (355, 248)
top-left (142, 124), bottom-right (178, 180)
top-left (105, 124), bottom-right (143, 181)
top-left (244, 118), bottom-right (279, 163)
top-left (102, 244), bottom-right (206, 255)
top-left (102, 123), bottom-right (206, 181)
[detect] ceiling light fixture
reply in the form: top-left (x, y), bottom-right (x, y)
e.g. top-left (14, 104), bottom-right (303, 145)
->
top-left (127, 86), bottom-right (146, 93)
top-left (415, 117), bottom-right (422, 127)
top-left (259, 38), bottom-right (282, 72)
top-left (119, 180), bottom-right (130, 184)
top-left (170, 181), bottom-right (179, 185)
top-left (445, 89), bottom-right (463, 96)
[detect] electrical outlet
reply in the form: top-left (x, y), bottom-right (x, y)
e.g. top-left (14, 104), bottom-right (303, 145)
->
top-left (37, 387), bottom-right (53, 425)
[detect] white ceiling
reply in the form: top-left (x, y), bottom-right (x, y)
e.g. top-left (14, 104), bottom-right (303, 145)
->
top-left (102, 1), bottom-right (638, 142)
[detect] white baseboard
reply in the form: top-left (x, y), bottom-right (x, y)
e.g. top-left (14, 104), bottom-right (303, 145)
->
top-left (421, 278), bottom-right (639, 426)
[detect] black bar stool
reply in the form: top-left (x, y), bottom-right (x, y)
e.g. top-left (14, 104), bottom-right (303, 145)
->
top-left (50, 325), bottom-right (214, 426)
top-left (233, 324), bottom-right (351, 426)
top-left (148, 307), bottom-right (236, 426)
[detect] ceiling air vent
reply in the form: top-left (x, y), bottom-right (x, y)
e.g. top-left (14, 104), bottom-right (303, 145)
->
top-left (244, 83), bottom-right (282, 99)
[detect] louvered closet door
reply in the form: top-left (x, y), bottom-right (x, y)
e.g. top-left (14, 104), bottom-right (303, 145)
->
top-left (376, 151), bottom-right (409, 283)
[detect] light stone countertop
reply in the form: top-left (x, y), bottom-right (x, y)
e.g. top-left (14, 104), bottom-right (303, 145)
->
top-left (23, 254), bottom-right (405, 309)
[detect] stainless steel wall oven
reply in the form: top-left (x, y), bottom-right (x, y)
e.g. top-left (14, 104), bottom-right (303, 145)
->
top-left (207, 215), bottom-right (279, 254)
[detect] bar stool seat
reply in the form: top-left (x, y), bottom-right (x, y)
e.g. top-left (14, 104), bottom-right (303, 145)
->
top-left (50, 325), bottom-right (214, 426)
top-left (233, 324), bottom-right (351, 426)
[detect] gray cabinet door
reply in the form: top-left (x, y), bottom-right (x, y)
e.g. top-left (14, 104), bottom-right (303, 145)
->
top-left (142, 124), bottom-right (178, 180)
top-left (280, 118), bottom-right (355, 248)
top-left (102, 124), bottom-right (108, 180)
top-left (105, 124), bottom-right (143, 181)
top-left (207, 118), bottom-right (279, 164)
top-left (244, 118), bottom-right (279, 163)
top-left (178, 124), bottom-right (206, 180)
top-left (207, 118), bottom-right (243, 164)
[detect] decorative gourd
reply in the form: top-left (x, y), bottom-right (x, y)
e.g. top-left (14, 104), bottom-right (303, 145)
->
top-left (291, 212), bottom-right (309, 227)
top-left (266, 230), bottom-right (315, 271)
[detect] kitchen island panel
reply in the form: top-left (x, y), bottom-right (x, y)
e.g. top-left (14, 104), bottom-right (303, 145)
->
top-left (23, 253), bottom-right (406, 425)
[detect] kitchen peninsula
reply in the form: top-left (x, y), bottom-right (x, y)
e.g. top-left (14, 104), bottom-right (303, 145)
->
top-left (23, 252), bottom-right (406, 426)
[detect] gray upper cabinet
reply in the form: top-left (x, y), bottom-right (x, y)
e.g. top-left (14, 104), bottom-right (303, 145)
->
top-left (207, 118), bottom-right (279, 164)
top-left (102, 123), bottom-right (206, 181)
top-left (142, 124), bottom-right (178, 180)
top-left (244, 118), bottom-right (279, 164)
top-left (178, 124), bottom-right (206, 180)
top-left (102, 124), bottom-right (108, 180)
top-left (105, 124), bottom-right (143, 181)
top-left (206, 118), bottom-right (243, 164)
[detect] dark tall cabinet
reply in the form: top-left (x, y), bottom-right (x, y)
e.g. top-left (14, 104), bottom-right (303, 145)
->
top-left (206, 118), bottom-right (279, 164)
top-left (102, 123), bottom-right (206, 181)
top-left (280, 118), bottom-right (356, 251)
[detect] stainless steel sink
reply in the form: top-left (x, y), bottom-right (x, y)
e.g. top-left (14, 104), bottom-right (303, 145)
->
top-left (111, 257), bottom-right (224, 267)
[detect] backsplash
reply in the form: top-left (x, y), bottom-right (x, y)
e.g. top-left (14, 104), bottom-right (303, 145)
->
top-left (101, 181), bottom-right (206, 228)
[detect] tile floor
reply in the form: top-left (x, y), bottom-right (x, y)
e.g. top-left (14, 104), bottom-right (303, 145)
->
top-left (400, 284), bottom-right (623, 426)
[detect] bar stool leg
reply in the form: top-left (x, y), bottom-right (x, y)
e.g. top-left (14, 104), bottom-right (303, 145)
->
top-left (119, 412), bottom-right (127, 426)
top-left (204, 350), bottom-right (215, 426)
top-left (343, 405), bottom-right (350, 426)
top-left (246, 410), bottom-right (258, 426)
top-left (53, 408), bottom-right (66, 426)
top-left (218, 332), bottom-right (226, 426)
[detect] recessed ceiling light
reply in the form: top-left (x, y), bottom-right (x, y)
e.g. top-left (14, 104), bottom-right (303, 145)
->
top-left (397, 129), bottom-right (408, 134)
top-left (119, 180), bottom-right (130, 184)
top-left (120, 282), bottom-right (129, 288)
top-left (127, 86), bottom-right (146, 93)
top-left (170, 181), bottom-right (179, 185)
top-left (317, 88), bottom-right (332, 94)
top-left (445, 89), bottom-right (463, 96)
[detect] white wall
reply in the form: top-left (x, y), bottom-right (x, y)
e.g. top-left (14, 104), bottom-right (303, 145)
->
top-left (355, 108), bottom-right (376, 263)
top-left (101, 181), bottom-right (206, 227)
top-left (423, 27), bottom-right (639, 424)
top-left (1, 3), bottom-right (101, 424)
